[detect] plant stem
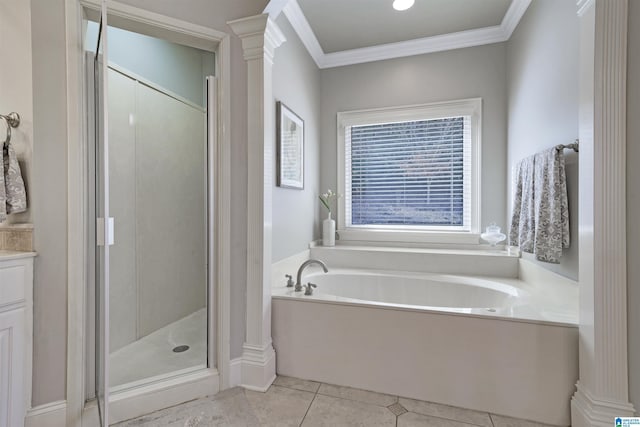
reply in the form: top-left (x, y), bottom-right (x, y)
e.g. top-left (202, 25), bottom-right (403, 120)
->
top-left (319, 196), bottom-right (330, 211)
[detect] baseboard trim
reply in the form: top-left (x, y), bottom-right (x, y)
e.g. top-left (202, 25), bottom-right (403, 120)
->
top-left (229, 357), bottom-right (242, 388)
top-left (25, 400), bottom-right (67, 427)
top-left (571, 381), bottom-right (636, 427)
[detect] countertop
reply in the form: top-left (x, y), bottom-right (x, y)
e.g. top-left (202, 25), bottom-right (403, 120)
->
top-left (0, 250), bottom-right (37, 261)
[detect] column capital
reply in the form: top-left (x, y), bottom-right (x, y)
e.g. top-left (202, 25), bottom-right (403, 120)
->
top-left (228, 14), bottom-right (286, 62)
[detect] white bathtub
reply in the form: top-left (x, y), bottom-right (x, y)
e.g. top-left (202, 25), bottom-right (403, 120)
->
top-left (272, 248), bottom-right (578, 426)
top-left (302, 270), bottom-right (523, 312)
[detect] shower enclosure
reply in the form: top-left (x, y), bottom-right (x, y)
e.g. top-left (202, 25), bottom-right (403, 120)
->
top-left (87, 4), bottom-right (217, 425)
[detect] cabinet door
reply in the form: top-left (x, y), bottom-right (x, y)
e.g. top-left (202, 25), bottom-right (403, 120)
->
top-left (0, 309), bottom-right (25, 427)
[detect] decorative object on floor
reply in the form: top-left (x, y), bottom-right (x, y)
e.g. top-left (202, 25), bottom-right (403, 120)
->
top-left (481, 223), bottom-right (506, 246)
top-left (510, 144), bottom-right (571, 263)
top-left (319, 189), bottom-right (338, 246)
top-left (276, 101), bottom-right (304, 189)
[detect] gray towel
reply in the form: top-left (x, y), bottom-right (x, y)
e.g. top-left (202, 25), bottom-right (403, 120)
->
top-left (509, 148), bottom-right (570, 263)
top-left (532, 148), bottom-right (569, 263)
top-left (3, 142), bottom-right (27, 218)
top-left (509, 155), bottom-right (535, 252)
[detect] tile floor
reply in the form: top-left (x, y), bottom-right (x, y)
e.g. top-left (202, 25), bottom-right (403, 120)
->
top-left (113, 375), bottom-right (557, 427)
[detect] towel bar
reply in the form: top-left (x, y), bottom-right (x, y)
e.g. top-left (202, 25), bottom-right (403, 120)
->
top-left (0, 111), bottom-right (20, 144)
top-left (555, 139), bottom-right (579, 152)
top-left (1, 112), bottom-right (20, 145)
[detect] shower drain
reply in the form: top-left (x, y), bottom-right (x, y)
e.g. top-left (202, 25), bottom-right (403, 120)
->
top-left (173, 345), bottom-right (190, 353)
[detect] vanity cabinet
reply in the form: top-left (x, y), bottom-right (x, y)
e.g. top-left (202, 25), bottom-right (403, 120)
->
top-left (0, 253), bottom-right (34, 427)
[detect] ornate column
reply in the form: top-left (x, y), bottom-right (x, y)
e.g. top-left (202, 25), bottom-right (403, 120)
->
top-left (228, 14), bottom-right (285, 391)
top-left (572, 0), bottom-right (636, 424)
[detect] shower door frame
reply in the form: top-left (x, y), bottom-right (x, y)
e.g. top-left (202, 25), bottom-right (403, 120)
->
top-left (64, 1), bottom-right (232, 425)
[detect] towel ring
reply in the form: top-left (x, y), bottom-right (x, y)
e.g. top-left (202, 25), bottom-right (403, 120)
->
top-left (0, 112), bottom-right (20, 145)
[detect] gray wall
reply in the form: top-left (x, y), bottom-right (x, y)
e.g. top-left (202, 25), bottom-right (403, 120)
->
top-left (86, 22), bottom-right (214, 107)
top-left (272, 15), bottom-right (321, 262)
top-left (29, 0), bottom-right (268, 407)
top-left (319, 43), bottom-right (509, 233)
top-left (30, 0), bottom-right (69, 406)
top-left (506, 0), bottom-right (579, 279)
top-left (627, 0), bottom-right (640, 413)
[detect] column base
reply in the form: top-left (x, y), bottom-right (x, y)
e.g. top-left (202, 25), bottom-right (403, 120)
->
top-left (571, 382), bottom-right (636, 427)
top-left (240, 342), bottom-right (276, 392)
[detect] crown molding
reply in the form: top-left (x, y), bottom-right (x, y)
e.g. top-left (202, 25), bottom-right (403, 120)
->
top-left (281, 0), bottom-right (324, 67)
top-left (321, 25), bottom-right (506, 68)
top-left (501, 0), bottom-right (532, 39)
top-left (276, 0), bottom-right (531, 69)
top-left (263, 0), bottom-right (289, 19)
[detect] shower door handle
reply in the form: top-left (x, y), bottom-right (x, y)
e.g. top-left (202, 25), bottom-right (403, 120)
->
top-left (97, 217), bottom-right (115, 246)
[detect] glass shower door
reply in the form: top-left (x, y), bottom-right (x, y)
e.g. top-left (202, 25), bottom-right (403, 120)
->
top-left (94, 2), bottom-right (111, 426)
top-left (88, 11), bottom-right (214, 423)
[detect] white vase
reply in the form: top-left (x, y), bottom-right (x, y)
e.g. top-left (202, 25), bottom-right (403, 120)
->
top-left (322, 212), bottom-right (335, 247)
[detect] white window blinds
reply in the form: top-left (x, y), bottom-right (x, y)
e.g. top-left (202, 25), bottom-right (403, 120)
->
top-left (345, 116), bottom-right (472, 230)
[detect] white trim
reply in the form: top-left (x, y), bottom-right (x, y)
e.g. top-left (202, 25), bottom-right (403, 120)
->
top-left (79, 0), bottom-right (226, 50)
top-left (278, 0), bottom-right (531, 69)
top-left (240, 343), bottom-right (276, 392)
top-left (65, 1), bottom-right (233, 425)
top-left (319, 26), bottom-right (505, 69)
top-left (229, 357), bottom-right (243, 388)
top-left (572, 0), bottom-right (636, 424)
top-left (336, 99), bottom-right (482, 244)
top-left (281, 0), bottom-right (324, 68)
top-left (65, 0), bottom-right (89, 424)
top-left (227, 14), bottom-right (285, 392)
top-left (263, 0), bottom-right (290, 19)
top-left (25, 401), bottom-right (67, 427)
top-left (216, 35), bottom-right (232, 390)
top-left (572, 382), bottom-right (636, 427)
top-left (500, 0), bottom-right (533, 39)
top-left (82, 370), bottom-right (219, 427)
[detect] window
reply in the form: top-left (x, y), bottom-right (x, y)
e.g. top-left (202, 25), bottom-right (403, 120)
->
top-left (337, 99), bottom-right (481, 244)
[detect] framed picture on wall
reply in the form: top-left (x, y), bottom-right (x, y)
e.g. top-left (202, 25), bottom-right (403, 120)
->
top-left (276, 101), bottom-right (304, 189)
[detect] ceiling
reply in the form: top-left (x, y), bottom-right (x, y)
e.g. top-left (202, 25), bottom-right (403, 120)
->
top-left (297, 0), bottom-right (513, 53)
top-left (267, 0), bottom-right (531, 68)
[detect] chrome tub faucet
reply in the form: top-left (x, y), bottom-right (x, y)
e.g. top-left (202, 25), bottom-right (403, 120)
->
top-left (294, 259), bottom-right (328, 292)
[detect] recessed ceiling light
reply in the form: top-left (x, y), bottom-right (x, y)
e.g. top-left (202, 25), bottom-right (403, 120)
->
top-left (393, 0), bottom-right (415, 11)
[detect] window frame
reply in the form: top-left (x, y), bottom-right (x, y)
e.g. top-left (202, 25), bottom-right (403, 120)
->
top-left (336, 98), bottom-right (482, 245)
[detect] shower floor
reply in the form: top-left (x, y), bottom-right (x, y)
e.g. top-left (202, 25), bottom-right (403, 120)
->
top-left (109, 308), bottom-right (207, 388)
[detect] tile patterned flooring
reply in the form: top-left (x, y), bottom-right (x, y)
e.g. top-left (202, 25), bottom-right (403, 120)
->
top-left (114, 376), bottom-right (558, 427)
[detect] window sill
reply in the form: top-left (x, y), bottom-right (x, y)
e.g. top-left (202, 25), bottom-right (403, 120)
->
top-left (335, 228), bottom-right (482, 246)
top-left (309, 243), bottom-right (520, 258)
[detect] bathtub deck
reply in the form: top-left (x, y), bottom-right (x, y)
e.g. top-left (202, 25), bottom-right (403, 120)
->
top-left (114, 375), bottom-right (560, 427)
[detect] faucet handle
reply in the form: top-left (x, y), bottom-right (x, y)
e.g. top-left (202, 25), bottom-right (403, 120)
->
top-left (304, 282), bottom-right (317, 296)
top-left (285, 274), bottom-right (294, 287)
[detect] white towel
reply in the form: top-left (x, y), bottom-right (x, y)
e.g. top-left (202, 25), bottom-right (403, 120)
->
top-left (3, 141), bottom-right (27, 217)
top-left (509, 148), bottom-right (570, 263)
